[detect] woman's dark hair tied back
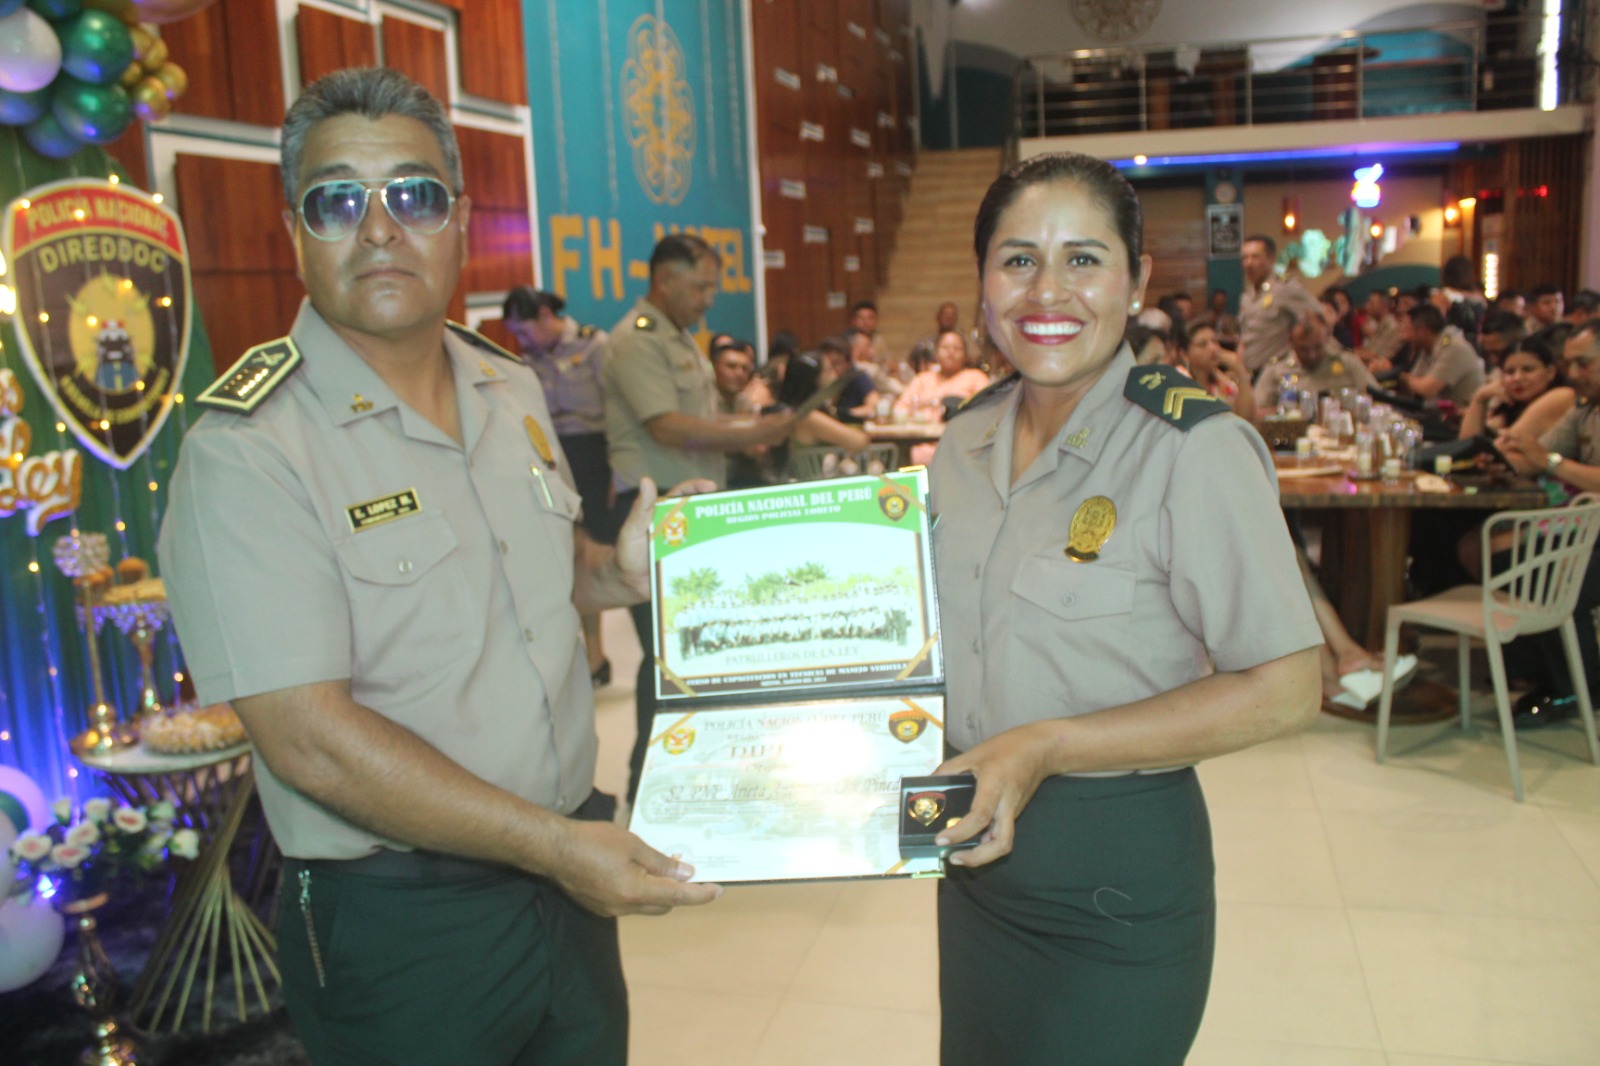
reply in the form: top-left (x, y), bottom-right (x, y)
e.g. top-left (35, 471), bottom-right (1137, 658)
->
top-left (973, 153), bottom-right (1143, 278)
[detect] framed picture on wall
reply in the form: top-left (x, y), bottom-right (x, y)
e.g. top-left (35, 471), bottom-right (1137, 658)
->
top-left (1207, 203), bottom-right (1243, 259)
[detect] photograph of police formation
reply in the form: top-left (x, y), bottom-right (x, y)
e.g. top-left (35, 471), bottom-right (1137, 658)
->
top-left (153, 64), bottom-right (1339, 1066)
top-left (668, 579), bottom-right (917, 663)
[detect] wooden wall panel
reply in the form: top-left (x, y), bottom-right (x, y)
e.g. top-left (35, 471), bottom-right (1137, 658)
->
top-left (382, 18), bottom-right (450, 105)
top-left (164, 0), bottom-right (283, 127)
top-left (297, 7), bottom-right (377, 88)
top-left (454, 1), bottom-right (527, 105)
top-left (102, 125), bottom-right (150, 194)
top-left (175, 154), bottom-right (300, 371)
top-left (454, 125), bottom-right (532, 295)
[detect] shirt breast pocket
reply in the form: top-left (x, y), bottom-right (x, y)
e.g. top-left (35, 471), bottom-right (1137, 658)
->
top-left (332, 511), bottom-right (475, 689)
top-left (1006, 555), bottom-right (1137, 708)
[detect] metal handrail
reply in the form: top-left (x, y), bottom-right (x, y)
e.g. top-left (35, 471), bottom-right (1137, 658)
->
top-left (1005, 13), bottom-right (1566, 146)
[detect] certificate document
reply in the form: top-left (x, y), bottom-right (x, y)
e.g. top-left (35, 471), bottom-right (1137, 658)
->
top-left (649, 471), bottom-right (942, 701)
top-left (629, 695), bottom-right (948, 882)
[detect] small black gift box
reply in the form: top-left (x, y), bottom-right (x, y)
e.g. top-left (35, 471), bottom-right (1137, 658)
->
top-left (898, 774), bottom-right (979, 860)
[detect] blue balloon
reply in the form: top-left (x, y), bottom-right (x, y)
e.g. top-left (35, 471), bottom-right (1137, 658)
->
top-left (0, 85), bottom-right (50, 125)
top-left (23, 108), bottom-right (82, 159)
top-left (26, 0), bottom-right (81, 20)
top-left (0, 0), bottom-right (27, 17)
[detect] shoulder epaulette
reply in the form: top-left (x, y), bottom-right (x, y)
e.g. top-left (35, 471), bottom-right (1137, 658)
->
top-left (1123, 364), bottom-right (1230, 429)
top-left (446, 321), bottom-right (520, 362)
top-left (578, 323), bottom-right (598, 338)
top-left (948, 372), bottom-right (1019, 418)
top-left (194, 338), bottom-right (302, 414)
top-left (633, 314), bottom-right (657, 332)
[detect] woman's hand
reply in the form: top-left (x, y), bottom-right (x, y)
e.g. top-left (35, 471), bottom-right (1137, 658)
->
top-left (1471, 381), bottom-right (1504, 408)
top-left (933, 722), bottom-right (1052, 868)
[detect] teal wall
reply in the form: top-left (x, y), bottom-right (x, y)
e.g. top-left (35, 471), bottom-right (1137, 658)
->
top-left (523, 1), bottom-right (756, 342)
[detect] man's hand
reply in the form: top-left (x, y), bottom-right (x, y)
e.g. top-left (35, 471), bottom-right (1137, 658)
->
top-left (548, 818), bottom-right (721, 917)
top-left (931, 723), bottom-right (1051, 869)
top-left (750, 410), bottom-right (799, 446)
top-left (614, 477), bottom-right (717, 589)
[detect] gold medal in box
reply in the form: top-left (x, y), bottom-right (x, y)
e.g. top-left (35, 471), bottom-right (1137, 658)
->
top-left (898, 774), bottom-right (979, 860)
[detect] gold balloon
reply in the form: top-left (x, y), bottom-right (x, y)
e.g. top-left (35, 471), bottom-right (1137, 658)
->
top-left (140, 35), bottom-right (168, 73)
top-left (129, 25), bottom-right (154, 58)
top-left (132, 76), bottom-right (171, 121)
top-left (152, 61), bottom-right (186, 100)
top-left (119, 60), bottom-right (145, 88)
top-left (131, 0), bottom-right (221, 25)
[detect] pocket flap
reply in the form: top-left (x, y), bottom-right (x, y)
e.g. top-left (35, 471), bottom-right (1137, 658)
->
top-left (335, 511), bottom-right (459, 586)
top-left (1010, 555), bottom-right (1135, 622)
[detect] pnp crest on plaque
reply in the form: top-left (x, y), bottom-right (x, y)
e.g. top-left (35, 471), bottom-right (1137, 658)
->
top-left (2, 179), bottom-right (192, 470)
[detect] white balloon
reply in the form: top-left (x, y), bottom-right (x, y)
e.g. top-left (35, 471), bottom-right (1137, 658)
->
top-left (0, 766), bottom-right (54, 887)
top-left (0, 8), bottom-right (64, 95)
top-left (0, 895), bottom-right (66, 993)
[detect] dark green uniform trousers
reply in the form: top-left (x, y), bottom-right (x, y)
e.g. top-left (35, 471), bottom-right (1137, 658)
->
top-left (277, 799), bottom-right (627, 1065)
top-left (938, 769), bottom-right (1215, 1066)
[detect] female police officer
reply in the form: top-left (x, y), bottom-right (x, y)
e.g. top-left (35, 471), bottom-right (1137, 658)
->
top-left (928, 153), bottom-right (1323, 1064)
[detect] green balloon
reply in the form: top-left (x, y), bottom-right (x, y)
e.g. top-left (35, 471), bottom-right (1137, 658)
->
top-left (51, 75), bottom-right (130, 144)
top-left (24, 109), bottom-right (81, 158)
top-left (58, 9), bottom-right (133, 86)
top-left (26, 0), bottom-right (80, 20)
top-left (0, 84), bottom-right (51, 125)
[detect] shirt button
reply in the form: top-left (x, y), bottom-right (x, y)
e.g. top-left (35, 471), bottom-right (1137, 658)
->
top-left (1061, 592), bottom-right (1076, 607)
top-left (499, 540), bottom-right (509, 555)
top-left (970, 638), bottom-right (979, 653)
top-left (973, 564), bottom-right (981, 578)
top-left (397, 559), bottom-right (413, 574)
top-left (524, 628), bottom-right (534, 642)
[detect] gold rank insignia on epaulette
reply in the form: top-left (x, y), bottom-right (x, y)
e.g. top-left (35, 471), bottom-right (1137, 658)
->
top-left (634, 315), bottom-right (657, 332)
top-left (579, 323), bottom-right (598, 338)
top-left (446, 321), bottom-right (521, 363)
top-left (1124, 364), bottom-right (1230, 429)
top-left (194, 338), bottom-right (302, 414)
top-left (948, 372), bottom-right (1020, 419)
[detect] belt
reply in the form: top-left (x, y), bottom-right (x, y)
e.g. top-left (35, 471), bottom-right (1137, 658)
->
top-left (298, 849), bottom-right (514, 882)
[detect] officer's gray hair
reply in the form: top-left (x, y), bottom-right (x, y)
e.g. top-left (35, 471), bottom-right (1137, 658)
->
top-left (280, 68), bottom-right (463, 207)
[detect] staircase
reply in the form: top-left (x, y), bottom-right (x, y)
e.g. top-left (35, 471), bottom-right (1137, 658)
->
top-left (874, 148), bottom-right (1003, 363)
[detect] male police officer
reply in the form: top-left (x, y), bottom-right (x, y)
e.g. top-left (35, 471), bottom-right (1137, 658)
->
top-left (158, 69), bottom-right (717, 1066)
top-left (601, 234), bottom-right (793, 800)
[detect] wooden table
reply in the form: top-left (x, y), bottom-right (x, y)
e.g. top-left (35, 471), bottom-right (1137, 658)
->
top-left (865, 421), bottom-right (944, 467)
top-left (1277, 460), bottom-right (1546, 723)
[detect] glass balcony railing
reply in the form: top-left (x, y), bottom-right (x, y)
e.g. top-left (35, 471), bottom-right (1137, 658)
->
top-left (1009, 14), bottom-right (1571, 145)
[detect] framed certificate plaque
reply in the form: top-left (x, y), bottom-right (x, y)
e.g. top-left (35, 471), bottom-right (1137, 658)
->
top-left (631, 472), bottom-right (952, 883)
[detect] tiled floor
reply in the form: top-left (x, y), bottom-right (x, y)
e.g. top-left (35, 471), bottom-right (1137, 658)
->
top-left (589, 615), bottom-right (1600, 1065)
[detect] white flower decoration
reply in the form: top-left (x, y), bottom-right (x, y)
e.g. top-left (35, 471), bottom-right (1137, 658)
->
top-left (66, 821), bottom-right (101, 847)
top-left (112, 807), bottom-right (147, 833)
top-left (148, 801), bottom-right (176, 824)
top-left (11, 834), bottom-right (53, 862)
top-left (51, 843), bottom-right (88, 869)
top-left (51, 798), bottom-right (72, 825)
top-left (83, 798), bottom-right (112, 822)
top-left (169, 829), bottom-right (200, 860)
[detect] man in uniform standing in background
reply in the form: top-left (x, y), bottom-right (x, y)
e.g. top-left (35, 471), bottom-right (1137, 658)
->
top-left (601, 233), bottom-right (794, 802)
top-left (504, 286), bottom-right (616, 687)
top-left (1239, 234), bottom-right (1321, 377)
top-left (158, 69), bottom-right (718, 1066)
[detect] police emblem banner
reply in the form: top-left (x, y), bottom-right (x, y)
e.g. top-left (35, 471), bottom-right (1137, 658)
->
top-left (3, 179), bottom-right (191, 470)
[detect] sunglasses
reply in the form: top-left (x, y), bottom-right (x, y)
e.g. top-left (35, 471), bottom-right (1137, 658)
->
top-left (296, 175), bottom-right (456, 241)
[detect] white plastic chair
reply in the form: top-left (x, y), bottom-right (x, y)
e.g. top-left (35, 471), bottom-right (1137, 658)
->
top-left (1375, 494), bottom-right (1600, 800)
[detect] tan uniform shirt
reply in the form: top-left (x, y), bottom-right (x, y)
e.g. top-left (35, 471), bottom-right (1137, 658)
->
top-left (527, 317), bottom-right (608, 437)
top-left (929, 347), bottom-right (1322, 757)
top-left (1412, 327), bottom-right (1485, 406)
top-left (1540, 402), bottom-right (1600, 465)
top-left (601, 298), bottom-right (725, 490)
top-left (1253, 346), bottom-right (1376, 409)
top-left (1240, 277), bottom-right (1321, 373)
top-left (158, 302), bottom-right (594, 860)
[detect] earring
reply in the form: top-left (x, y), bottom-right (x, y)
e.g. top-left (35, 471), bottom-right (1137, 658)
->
top-left (1131, 301), bottom-right (1142, 312)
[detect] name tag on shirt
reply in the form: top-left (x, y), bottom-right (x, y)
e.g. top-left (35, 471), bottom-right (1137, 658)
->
top-left (346, 488), bottom-right (422, 532)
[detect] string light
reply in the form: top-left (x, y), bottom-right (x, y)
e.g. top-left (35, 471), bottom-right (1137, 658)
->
top-left (151, 193), bottom-right (164, 204)
top-left (27, 561), bottom-right (39, 573)
top-left (37, 311), bottom-right (48, 324)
